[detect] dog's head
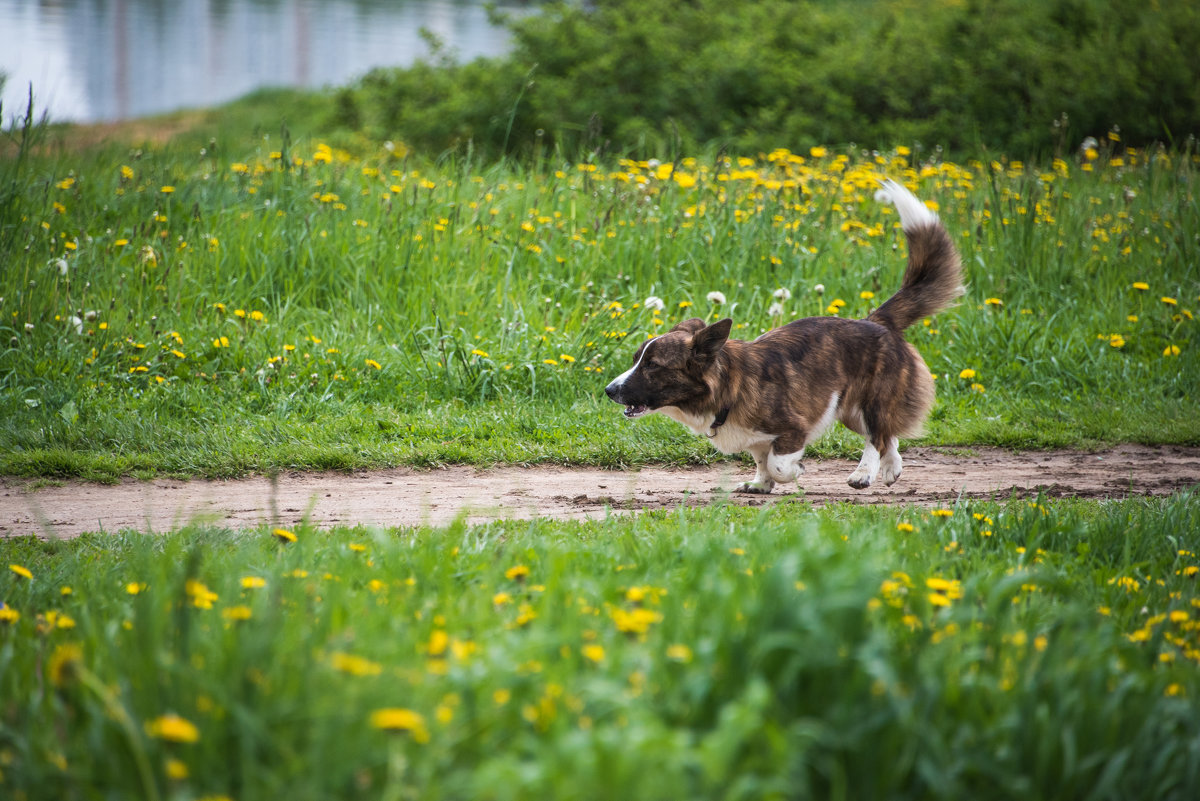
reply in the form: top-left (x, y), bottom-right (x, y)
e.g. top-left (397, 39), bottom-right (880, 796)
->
top-left (604, 317), bottom-right (732, 418)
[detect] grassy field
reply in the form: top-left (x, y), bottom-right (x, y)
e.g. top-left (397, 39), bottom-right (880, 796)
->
top-left (2, 496), bottom-right (1199, 799)
top-left (1, 100), bottom-right (1198, 479)
top-left (3, 95), bottom-right (1200, 800)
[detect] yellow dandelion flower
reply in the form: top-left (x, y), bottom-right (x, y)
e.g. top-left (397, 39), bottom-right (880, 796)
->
top-left (160, 186), bottom-right (175, 194)
top-left (471, 348), bottom-right (489, 358)
top-left (125, 582), bottom-right (148, 595)
top-left (582, 644), bottom-right (606, 663)
top-left (145, 714), bottom-right (200, 744)
top-left (860, 291), bottom-right (875, 300)
top-left (365, 359), bottom-right (382, 370)
top-left (959, 368), bottom-right (976, 379)
top-left (369, 708), bottom-right (429, 742)
top-left (331, 652), bottom-right (383, 677)
top-left (10, 564), bottom-right (33, 580)
top-left (1161, 296), bottom-right (1178, 306)
top-left (48, 642), bottom-right (83, 686)
top-left (505, 565), bottom-right (530, 581)
top-left (272, 528), bottom-right (297, 544)
top-left (984, 297), bottom-right (1003, 306)
top-left (896, 522), bottom-right (915, 533)
top-left (240, 576), bottom-right (266, 589)
top-left (931, 509), bottom-right (953, 518)
top-left (221, 605), bottom-right (252, 622)
top-left (1163, 345), bottom-right (1181, 357)
top-left (1131, 281), bottom-right (1149, 290)
top-left (0, 606), bottom-right (20, 624)
top-left (665, 644), bottom-right (693, 663)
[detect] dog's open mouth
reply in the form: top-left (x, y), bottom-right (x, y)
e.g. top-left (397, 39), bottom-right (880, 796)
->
top-left (623, 404), bottom-right (650, 419)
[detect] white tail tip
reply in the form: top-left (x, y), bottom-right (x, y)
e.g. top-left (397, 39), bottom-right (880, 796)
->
top-left (878, 178), bottom-right (939, 232)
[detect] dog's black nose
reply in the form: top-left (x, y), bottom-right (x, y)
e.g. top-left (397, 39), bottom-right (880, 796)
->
top-left (604, 382), bottom-right (618, 400)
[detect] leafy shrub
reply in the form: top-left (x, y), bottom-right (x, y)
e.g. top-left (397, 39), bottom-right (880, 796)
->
top-left (345, 0), bottom-right (1200, 159)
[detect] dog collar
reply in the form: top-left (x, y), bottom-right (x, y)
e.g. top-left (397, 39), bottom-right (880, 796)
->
top-left (707, 407), bottom-right (731, 437)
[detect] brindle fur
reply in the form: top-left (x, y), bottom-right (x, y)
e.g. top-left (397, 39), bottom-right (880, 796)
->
top-left (605, 180), bottom-right (963, 493)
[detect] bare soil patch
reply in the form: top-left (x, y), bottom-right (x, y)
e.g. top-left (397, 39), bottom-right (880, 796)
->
top-left (2, 445), bottom-right (1197, 539)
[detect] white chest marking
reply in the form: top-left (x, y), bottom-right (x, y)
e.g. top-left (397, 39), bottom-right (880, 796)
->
top-left (657, 406), bottom-right (773, 455)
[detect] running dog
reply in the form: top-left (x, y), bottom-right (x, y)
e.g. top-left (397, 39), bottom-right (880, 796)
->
top-left (604, 179), bottom-right (963, 493)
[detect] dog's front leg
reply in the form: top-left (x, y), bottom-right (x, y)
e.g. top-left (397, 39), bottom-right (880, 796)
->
top-left (736, 443), bottom-right (775, 494)
top-left (766, 433), bottom-right (807, 486)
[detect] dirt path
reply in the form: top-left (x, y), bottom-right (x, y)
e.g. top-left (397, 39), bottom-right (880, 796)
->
top-left (2, 445), bottom-right (1198, 539)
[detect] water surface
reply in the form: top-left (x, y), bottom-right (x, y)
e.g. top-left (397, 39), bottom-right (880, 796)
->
top-left (0, 0), bottom-right (519, 123)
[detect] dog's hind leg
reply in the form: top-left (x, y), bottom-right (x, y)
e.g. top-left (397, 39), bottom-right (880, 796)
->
top-left (737, 442), bottom-right (776, 494)
top-left (878, 436), bottom-right (902, 486)
top-left (847, 441), bottom-right (881, 489)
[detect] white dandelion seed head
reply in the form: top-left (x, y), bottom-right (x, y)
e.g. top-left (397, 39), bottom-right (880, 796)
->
top-left (813, 284), bottom-right (825, 295)
top-left (772, 287), bottom-right (791, 301)
top-left (706, 291), bottom-right (726, 304)
top-left (768, 302), bottom-right (786, 317)
top-left (643, 296), bottom-right (665, 312)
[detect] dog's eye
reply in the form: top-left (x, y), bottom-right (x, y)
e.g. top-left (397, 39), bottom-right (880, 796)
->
top-left (643, 356), bottom-right (670, 371)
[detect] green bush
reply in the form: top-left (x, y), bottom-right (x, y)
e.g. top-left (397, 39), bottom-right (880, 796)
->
top-left (346, 0), bottom-right (1200, 159)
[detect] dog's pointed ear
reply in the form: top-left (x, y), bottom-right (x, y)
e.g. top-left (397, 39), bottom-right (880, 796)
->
top-left (690, 318), bottom-right (732, 363)
top-left (670, 318), bottom-right (707, 336)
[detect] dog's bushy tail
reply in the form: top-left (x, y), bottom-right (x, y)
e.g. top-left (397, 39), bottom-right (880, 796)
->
top-left (867, 179), bottom-right (964, 332)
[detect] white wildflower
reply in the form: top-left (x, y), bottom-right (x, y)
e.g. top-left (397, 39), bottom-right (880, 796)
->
top-left (706, 291), bottom-right (726, 304)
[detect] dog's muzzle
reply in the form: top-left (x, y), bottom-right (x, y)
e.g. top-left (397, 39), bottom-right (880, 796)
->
top-left (605, 381), bottom-right (650, 418)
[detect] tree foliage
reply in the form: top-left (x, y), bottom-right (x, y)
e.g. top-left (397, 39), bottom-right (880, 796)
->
top-left (343, 0), bottom-right (1200, 159)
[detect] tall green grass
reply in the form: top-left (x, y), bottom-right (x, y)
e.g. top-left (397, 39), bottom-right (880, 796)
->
top-left (2, 496), bottom-right (1198, 799)
top-left (1, 107), bottom-right (1198, 477)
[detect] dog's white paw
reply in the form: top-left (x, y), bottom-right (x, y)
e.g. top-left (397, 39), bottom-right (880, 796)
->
top-left (736, 480), bottom-right (775, 494)
top-left (847, 470), bottom-right (873, 490)
top-left (767, 452), bottom-right (805, 484)
top-left (879, 444), bottom-right (902, 486)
